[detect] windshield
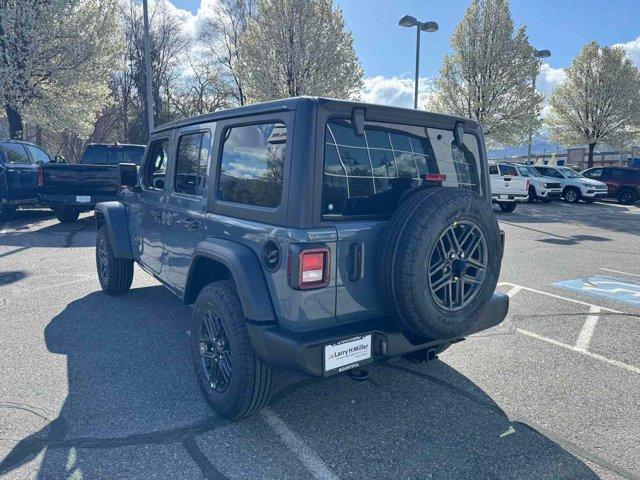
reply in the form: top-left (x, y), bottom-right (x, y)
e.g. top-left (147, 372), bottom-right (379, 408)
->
top-left (559, 167), bottom-right (583, 178)
top-left (517, 166), bottom-right (532, 177)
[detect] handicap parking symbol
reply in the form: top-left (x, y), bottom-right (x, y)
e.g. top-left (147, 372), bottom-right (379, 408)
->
top-left (554, 275), bottom-right (640, 307)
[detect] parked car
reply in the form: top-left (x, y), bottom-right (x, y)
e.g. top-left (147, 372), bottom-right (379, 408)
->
top-left (94, 97), bottom-right (508, 420)
top-left (514, 164), bottom-right (562, 202)
top-left (489, 162), bottom-right (529, 212)
top-left (534, 165), bottom-right (608, 203)
top-left (0, 140), bottom-right (53, 214)
top-left (582, 166), bottom-right (640, 204)
top-left (38, 143), bottom-right (145, 223)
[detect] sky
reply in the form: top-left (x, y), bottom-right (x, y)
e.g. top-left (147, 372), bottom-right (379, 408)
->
top-left (167, 0), bottom-right (640, 107)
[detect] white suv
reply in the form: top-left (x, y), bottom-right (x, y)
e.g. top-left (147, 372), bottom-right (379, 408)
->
top-left (514, 164), bottom-right (562, 202)
top-left (535, 165), bottom-right (608, 203)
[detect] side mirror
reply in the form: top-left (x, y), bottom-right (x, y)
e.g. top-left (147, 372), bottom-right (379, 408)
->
top-left (54, 155), bottom-right (67, 164)
top-left (118, 163), bottom-right (139, 190)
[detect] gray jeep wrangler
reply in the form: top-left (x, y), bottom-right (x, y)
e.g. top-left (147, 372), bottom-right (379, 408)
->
top-left (95, 97), bottom-right (508, 420)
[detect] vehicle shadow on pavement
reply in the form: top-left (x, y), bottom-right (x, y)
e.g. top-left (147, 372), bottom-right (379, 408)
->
top-left (0, 286), bottom-right (600, 479)
top-left (0, 213), bottom-right (94, 250)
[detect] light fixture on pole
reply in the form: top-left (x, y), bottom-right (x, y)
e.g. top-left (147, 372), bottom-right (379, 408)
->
top-left (398, 15), bottom-right (438, 109)
top-left (527, 49), bottom-right (551, 164)
top-left (142, 0), bottom-right (154, 138)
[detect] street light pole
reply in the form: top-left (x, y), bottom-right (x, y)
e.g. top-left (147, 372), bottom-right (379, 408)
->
top-left (399, 15), bottom-right (438, 110)
top-left (527, 48), bottom-right (551, 164)
top-left (142, 0), bottom-right (154, 138)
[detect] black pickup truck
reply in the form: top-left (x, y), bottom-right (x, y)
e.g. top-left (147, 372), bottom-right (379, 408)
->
top-left (38, 143), bottom-right (145, 223)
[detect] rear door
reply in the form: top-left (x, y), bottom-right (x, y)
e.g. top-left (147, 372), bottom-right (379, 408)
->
top-left (0, 143), bottom-right (37, 199)
top-left (136, 135), bottom-right (172, 274)
top-left (601, 168), bottom-right (624, 196)
top-left (164, 125), bottom-right (214, 290)
top-left (323, 118), bottom-right (483, 322)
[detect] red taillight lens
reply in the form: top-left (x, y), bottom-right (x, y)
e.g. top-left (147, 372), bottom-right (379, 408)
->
top-left (421, 173), bottom-right (447, 183)
top-left (37, 166), bottom-right (44, 187)
top-left (299, 249), bottom-right (329, 288)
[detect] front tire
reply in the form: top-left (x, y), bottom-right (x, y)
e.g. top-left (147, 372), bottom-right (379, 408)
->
top-left (96, 225), bottom-right (133, 295)
top-left (192, 280), bottom-right (272, 420)
top-left (53, 207), bottom-right (80, 223)
top-left (564, 188), bottom-right (581, 203)
top-left (499, 202), bottom-right (517, 213)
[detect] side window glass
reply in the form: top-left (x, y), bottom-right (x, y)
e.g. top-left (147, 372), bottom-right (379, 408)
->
top-left (499, 164), bottom-right (517, 176)
top-left (3, 144), bottom-right (30, 164)
top-left (218, 123), bottom-right (285, 207)
top-left (26, 145), bottom-right (51, 164)
top-left (143, 139), bottom-right (169, 190)
top-left (609, 169), bottom-right (624, 180)
top-left (175, 131), bottom-right (211, 197)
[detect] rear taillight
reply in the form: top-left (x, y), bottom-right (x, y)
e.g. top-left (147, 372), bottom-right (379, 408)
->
top-left (298, 248), bottom-right (330, 289)
top-left (37, 165), bottom-right (44, 187)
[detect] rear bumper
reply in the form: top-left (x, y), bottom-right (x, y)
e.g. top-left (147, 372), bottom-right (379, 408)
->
top-left (246, 293), bottom-right (509, 377)
top-left (39, 193), bottom-right (116, 209)
top-left (492, 194), bottom-right (528, 203)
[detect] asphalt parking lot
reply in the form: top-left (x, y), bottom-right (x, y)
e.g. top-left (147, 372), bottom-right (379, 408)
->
top-left (0, 200), bottom-right (639, 480)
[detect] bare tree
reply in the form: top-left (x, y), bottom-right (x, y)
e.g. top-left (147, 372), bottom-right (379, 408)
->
top-left (546, 41), bottom-right (640, 167)
top-left (430, 0), bottom-right (542, 147)
top-left (236, 0), bottom-right (363, 103)
top-left (199, 0), bottom-right (257, 106)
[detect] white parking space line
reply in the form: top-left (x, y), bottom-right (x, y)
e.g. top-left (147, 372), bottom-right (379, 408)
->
top-left (262, 408), bottom-right (340, 480)
top-left (600, 268), bottom-right (640, 278)
top-left (505, 285), bottom-right (522, 297)
top-left (517, 328), bottom-right (640, 375)
top-left (497, 282), bottom-right (621, 313)
top-left (574, 306), bottom-right (601, 352)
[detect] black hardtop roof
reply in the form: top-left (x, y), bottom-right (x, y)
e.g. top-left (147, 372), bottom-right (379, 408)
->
top-left (85, 143), bottom-right (145, 148)
top-left (153, 96), bottom-right (480, 133)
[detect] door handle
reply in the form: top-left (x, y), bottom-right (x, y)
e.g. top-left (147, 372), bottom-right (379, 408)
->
top-left (178, 219), bottom-right (199, 231)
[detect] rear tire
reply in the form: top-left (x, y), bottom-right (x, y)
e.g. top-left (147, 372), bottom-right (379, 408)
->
top-left (192, 280), bottom-right (272, 420)
top-left (499, 202), bottom-right (517, 213)
top-left (617, 189), bottom-right (637, 205)
top-left (53, 207), bottom-right (80, 223)
top-left (96, 225), bottom-right (133, 295)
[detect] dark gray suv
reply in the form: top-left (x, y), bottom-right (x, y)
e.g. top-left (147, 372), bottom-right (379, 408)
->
top-left (95, 97), bottom-right (508, 419)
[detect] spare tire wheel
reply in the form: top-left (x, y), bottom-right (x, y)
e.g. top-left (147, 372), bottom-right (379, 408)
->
top-left (378, 187), bottom-right (502, 339)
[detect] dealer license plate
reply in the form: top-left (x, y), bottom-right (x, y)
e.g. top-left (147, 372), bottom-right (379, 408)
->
top-left (323, 334), bottom-right (372, 375)
top-left (76, 195), bottom-right (91, 203)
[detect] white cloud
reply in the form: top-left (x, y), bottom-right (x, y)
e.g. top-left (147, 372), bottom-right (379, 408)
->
top-left (361, 75), bottom-right (433, 109)
top-left (613, 35), bottom-right (640, 68)
top-left (536, 63), bottom-right (566, 93)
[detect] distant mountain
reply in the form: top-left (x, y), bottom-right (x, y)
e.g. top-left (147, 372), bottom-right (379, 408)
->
top-left (489, 137), bottom-right (566, 159)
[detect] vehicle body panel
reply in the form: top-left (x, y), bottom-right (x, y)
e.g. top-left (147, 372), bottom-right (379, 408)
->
top-left (0, 140), bottom-right (50, 207)
top-left (536, 165), bottom-right (608, 199)
top-left (582, 166), bottom-right (640, 201)
top-left (489, 163), bottom-right (529, 203)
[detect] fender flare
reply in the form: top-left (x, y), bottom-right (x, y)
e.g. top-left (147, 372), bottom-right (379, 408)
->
top-left (94, 201), bottom-right (134, 259)
top-left (186, 238), bottom-right (276, 323)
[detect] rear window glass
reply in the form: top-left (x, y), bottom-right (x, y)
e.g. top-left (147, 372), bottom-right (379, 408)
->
top-left (82, 145), bottom-right (145, 165)
top-left (218, 122), bottom-right (286, 208)
top-left (323, 119), bottom-right (480, 216)
top-left (498, 164), bottom-right (518, 176)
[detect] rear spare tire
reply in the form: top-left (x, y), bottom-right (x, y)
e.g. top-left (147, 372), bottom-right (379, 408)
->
top-left (379, 187), bottom-right (502, 339)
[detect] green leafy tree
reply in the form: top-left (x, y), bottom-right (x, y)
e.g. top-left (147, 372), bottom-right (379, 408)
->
top-left (546, 41), bottom-right (640, 167)
top-left (237, 0), bottom-right (363, 102)
top-left (430, 0), bottom-right (542, 147)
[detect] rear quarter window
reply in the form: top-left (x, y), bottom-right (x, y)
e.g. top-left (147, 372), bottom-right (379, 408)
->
top-left (322, 119), bottom-right (481, 217)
